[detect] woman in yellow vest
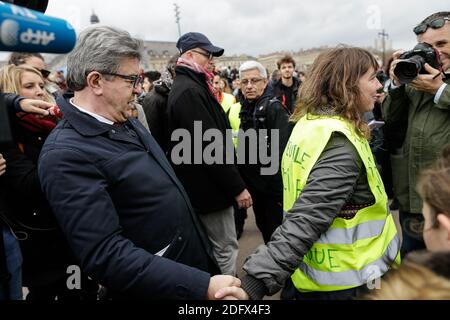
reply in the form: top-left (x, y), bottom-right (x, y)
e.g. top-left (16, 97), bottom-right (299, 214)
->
top-left (216, 47), bottom-right (401, 300)
top-left (213, 74), bottom-right (236, 113)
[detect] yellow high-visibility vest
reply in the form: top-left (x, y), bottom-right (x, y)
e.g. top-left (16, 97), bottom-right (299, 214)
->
top-left (282, 114), bottom-right (401, 292)
top-left (228, 102), bottom-right (241, 149)
top-left (220, 93), bottom-right (236, 114)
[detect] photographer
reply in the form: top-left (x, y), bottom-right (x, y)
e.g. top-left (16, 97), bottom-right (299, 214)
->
top-left (383, 11), bottom-right (450, 256)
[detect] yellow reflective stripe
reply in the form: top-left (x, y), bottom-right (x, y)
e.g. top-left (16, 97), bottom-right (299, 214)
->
top-left (303, 214), bottom-right (398, 272)
top-left (293, 233), bottom-right (400, 290)
top-left (316, 218), bottom-right (387, 245)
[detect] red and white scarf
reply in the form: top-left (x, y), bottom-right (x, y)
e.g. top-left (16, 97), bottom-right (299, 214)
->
top-left (176, 57), bottom-right (218, 101)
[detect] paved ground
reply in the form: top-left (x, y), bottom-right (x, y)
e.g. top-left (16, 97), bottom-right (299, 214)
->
top-left (236, 207), bottom-right (280, 300)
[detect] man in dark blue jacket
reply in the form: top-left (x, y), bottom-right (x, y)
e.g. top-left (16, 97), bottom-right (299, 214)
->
top-left (38, 26), bottom-right (242, 300)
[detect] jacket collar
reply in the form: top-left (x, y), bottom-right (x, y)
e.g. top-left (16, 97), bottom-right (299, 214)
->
top-left (58, 94), bottom-right (116, 137)
top-left (175, 66), bottom-right (208, 89)
top-left (241, 87), bottom-right (272, 110)
top-left (274, 76), bottom-right (300, 89)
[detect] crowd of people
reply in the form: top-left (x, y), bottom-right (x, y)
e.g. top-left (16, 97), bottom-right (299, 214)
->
top-left (0, 10), bottom-right (449, 301)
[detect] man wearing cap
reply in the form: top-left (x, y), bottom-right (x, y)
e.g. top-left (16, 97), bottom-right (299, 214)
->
top-left (167, 32), bottom-right (252, 276)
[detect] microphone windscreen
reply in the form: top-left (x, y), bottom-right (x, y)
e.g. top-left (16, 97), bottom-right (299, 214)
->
top-left (0, 2), bottom-right (76, 53)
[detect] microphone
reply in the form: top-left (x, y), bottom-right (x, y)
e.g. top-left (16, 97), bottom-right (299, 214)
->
top-left (0, 1), bottom-right (76, 54)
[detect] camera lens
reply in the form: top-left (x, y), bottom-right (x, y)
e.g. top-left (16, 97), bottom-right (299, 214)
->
top-left (394, 56), bottom-right (425, 84)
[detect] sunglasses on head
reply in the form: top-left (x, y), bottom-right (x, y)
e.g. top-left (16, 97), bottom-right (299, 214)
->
top-left (413, 17), bottom-right (450, 35)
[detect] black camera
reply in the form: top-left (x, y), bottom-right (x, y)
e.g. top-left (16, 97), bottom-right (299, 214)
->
top-left (394, 42), bottom-right (441, 84)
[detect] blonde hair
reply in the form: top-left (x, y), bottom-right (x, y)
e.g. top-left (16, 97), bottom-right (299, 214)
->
top-left (417, 145), bottom-right (450, 227)
top-left (366, 261), bottom-right (450, 300)
top-left (0, 64), bottom-right (55, 104)
top-left (291, 46), bottom-right (379, 139)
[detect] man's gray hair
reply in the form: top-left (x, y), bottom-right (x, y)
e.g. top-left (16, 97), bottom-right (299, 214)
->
top-left (239, 61), bottom-right (267, 79)
top-left (67, 26), bottom-right (143, 91)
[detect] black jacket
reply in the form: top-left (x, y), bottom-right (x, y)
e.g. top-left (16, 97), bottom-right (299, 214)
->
top-left (0, 93), bottom-right (25, 147)
top-left (38, 97), bottom-right (219, 299)
top-left (0, 93), bottom-right (22, 212)
top-left (2, 145), bottom-right (76, 287)
top-left (142, 83), bottom-right (171, 153)
top-left (1, 92), bottom-right (76, 286)
top-left (238, 91), bottom-right (292, 198)
top-left (167, 66), bottom-right (246, 214)
top-left (272, 77), bottom-right (300, 113)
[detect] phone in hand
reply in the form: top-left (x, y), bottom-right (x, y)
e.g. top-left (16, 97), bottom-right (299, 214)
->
top-left (368, 120), bottom-right (385, 130)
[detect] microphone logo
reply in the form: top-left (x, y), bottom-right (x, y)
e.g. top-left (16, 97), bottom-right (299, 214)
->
top-left (20, 28), bottom-right (56, 46)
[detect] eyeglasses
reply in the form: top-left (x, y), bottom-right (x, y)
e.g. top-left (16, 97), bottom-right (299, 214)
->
top-left (39, 69), bottom-right (51, 79)
top-left (240, 78), bottom-right (264, 86)
top-left (413, 17), bottom-right (450, 35)
top-left (101, 72), bottom-right (144, 88)
top-left (190, 50), bottom-right (213, 60)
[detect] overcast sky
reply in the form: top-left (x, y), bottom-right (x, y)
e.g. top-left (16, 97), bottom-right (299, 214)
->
top-left (0, 0), bottom-right (445, 59)
top-left (42, 0), bottom-right (448, 56)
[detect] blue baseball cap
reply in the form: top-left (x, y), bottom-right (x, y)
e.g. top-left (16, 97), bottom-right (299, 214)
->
top-left (176, 32), bottom-right (224, 57)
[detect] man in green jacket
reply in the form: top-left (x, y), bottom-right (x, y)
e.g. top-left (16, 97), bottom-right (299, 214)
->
top-left (383, 11), bottom-right (450, 256)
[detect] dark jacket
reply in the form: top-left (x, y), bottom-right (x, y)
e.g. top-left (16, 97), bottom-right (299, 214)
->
top-left (382, 79), bottom-right (450, 213)
top-left (0, 93), bottom-right (26, 147)
top-left (142, 82), bottom-right (171, 153)
top-left (1, 145), bottom-right (76, 287)
top-left (38, 97), bottom-right (219, 299)
top-left (167, 66), bottom-right (246, 214)
top-left (1, 93), bottom-right (76, 287)
top-left (238, 90), bottom-right (292, 198)
top-left (0, 93), bottom-right (23, 227)
top-left (271, 77), bottom-right (300, 113)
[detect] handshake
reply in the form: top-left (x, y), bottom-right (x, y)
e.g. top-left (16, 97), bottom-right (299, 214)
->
top-left (207, 275), bottom-right (249, 300)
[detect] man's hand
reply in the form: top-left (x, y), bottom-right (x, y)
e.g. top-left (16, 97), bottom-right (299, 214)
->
top-left (235, 189), bottom-right (252, 209)
top-left (389, 50), bottom-right (406, 86)
top-left (410, 63), bottom-right (444, 94)
top-left (214, 286), bottom-right (249, 300)
top-left (19, 99), bottom-right (53, 117)
top-left (207, 275), bottom-right (242, 300)
top-left (0, 154), bottom-right (6, 176)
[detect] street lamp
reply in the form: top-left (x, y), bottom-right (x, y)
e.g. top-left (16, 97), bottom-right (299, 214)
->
top-left (378, 29), bottom-right (389, 68)
top-left (173, 3), bottom-right (181, 38)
